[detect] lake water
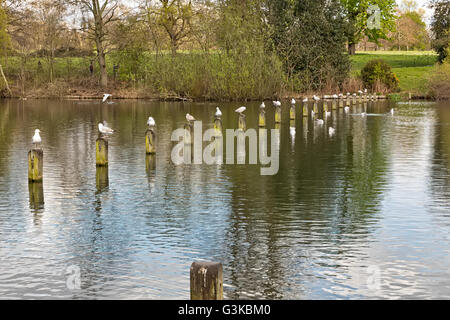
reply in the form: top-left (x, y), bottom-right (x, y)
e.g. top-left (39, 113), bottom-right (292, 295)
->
top-left (0, 99), bottom-right (449, 299)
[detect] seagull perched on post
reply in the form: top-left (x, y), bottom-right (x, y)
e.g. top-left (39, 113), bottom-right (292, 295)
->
top-left (332, 94), bottom-right (338, 99)
top-left (102, 93), bottom-right (112, 103)
top-left (273, 100), bottom-right (281, 107)
top-left (32, 129), bottom-right (42, 148)
top-left (260, 102), bottom-right (266, 109)
top-left (98, 122), bottom-right (114, 134)
top-left (303, 97), bottom-right (308, 103)
top-left (147, 116), bottom-right (155, 127)
top-left (291, 98), bottom-right (296, 105)
top-left (186, 113), bottom-right (195, 123)
top-left (313, 95), bottom-right (320, 101)
top-left (235, 106), bottom-right (246, 114)
top-left (215, 107), bottom-right (222, 118)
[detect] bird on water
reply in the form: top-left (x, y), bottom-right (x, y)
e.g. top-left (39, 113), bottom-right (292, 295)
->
top-left (102, 93), bottom-right (112, 103)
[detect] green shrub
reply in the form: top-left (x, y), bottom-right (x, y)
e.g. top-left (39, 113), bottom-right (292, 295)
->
top-left (360, 59), bottom-right (399, 92)
top-left (429, 58), bottom-right (450, 100)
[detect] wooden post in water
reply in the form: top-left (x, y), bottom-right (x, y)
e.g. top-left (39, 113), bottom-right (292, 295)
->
top-left (323, 101), bottom-right (328, 116)
top-left (184, 123), bottom-right (193, 145)
top-left (238, 113), bottom-right (246, 130)
top-left (339, 98), bottom-right (344, 108)
top-left (313, 102), bottom-right (318, 114)
top-left (96, 166), bottom-right (109, 192)
top-left (214, 117), bottom-right (223, 136)
top-left (258, 110), bottom-right (266, 127)
top-left (289, 105), bottom-right (295, 121)
top-left (145, 127), bottom-right (156, 154)
top-left (28, 181), bottom-right (44, 210)
top-left (145, 154), bottom-right (156, 172)
top-left (190, 261), bottom-right (223, 300)
top-left (274, 106), bottom-right (281, 124)
top-left (28, 148), bottom-right (43, 182)
top-left (332, 100), bottom-right (337, 110)
top-left (302, 102), bottom-right (308, 117)
top-left (96, 136), bottom-right (108, 166)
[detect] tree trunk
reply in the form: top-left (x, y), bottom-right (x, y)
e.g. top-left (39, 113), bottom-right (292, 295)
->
top-left (348, 43), bottom-right (356, 55)
top-left (98, 48), bottom-right (107, 88)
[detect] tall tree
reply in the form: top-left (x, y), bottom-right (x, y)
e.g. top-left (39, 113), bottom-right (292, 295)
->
top-left (341, 0), bottom-right (397, 55)
top-left (69, 0), bottom-right (119, 87)
top-left (430, 0), bottom-right (450, 63)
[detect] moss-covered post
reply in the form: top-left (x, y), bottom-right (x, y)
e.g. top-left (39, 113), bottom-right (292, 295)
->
top-left (96, 135), bottom-right (108, 166)
top-left (214, 117), bottom-right (223, 137)
top-left (28, 148), bottom-right (43, 182)
top-left (238, 113), bottom-right (246, 130)
top-left (332, 99), bottom-right (337, 110)
top-left (145, 128), bottom-right (156, 154)
top-left (258, 109), bottom-right (266, 127)
top-left (145, 154), bottom-right (156, 172)
top-left (96, 166), bottom-right (109, 192)
top-left (190, 262), bottom-right (223, 300)
top-left (289, 105), bottom-right (296, 120)
top-left (302, 102), bottom-right (308, 117)
top-left (28, 181), bottom-right (44, 210)
top-left (323, 101), bottom-right (329, 116)
top-left (274, 106), bottom-right (281, 124)
top-left (339, 98), bottom-right (344, 108)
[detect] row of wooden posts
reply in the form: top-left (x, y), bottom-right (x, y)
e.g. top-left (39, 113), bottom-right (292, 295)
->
top-left (28, 97), bottom-right (371, 182)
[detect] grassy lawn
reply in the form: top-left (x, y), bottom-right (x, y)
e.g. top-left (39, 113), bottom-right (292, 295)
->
top-left (350, 51), bottom-right (438, 94)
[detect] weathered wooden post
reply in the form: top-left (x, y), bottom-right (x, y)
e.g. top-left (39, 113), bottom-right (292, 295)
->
top-left (96, 166), bottom-right (109, 192)
top-left (96, 135), bottom-right (108, 166)
top-left (258, 109), bottom-right (266, 127)
top-left (339, 98), bottom-right (344, 108)
top-left (28, 148), bottom-right (43, 182)
top-left (184, 123), bottom-right (193, 145)
top-left (313, 102), bottom-right (318, 114)
top-left (145, 128), bottom-right (156, 154)
top-left (332, 99), bottom-right (337, 110)
top-left (238, 113), bottom-right (246, 130)
top-left (302, 102), bottom-right (308, 117)
top-left (274, 106), bottom-right (281, 124)
top-left (190, 261), bottom-right (223, 300)
top-left (323, 101), bottom-right (329, 116)
top-left (289, 105), bottom-right (295, 121)
top-left (214, 117), bottom-right (223, 136)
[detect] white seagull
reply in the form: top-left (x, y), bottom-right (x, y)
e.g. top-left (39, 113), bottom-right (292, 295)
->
top-left (273, 100), bottom-right (281, 107)
top-left (344, 106), bottom-right (350, 112)
top-left (303, 97), bottom-right (308, 103)
top-left (328, 127), bottom-right (335, 136)
top-left (215, 107), bottom-right (222, 117)
top-left (260, 102), bottom-right (266, 109)
top-left (147, 116), bottom-right (155, 127)
top-left (186, 113), bottom-right (195, 122)
top-left (332, 94), bottom-right (338, 99)
top-left (313, 95), bottom-right (320, 101)
top-left (32, 129), bottom-right (42, 147)
top-left (291, 98), bottom-right (296, 105)
top-left (102, 93), bottom-right (112, 103)
top-left (98, 122), bottom-right (114, 134)
top-left (315, 119), bottom-right (324, 125)
top-left (235, 106), bottom-right (246, 114)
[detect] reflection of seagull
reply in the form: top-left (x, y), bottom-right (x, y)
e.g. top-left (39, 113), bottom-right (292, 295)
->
top-left (325, 111), bottom-right (331, 117)
top-left (215, 107), bottom-right (222, 117)
top-left (390, 108), bottom-right (394, 115)
top-left (32, 129), bottom-right (41, 148)
top-left (102, 93), bottom-right (112, 103)
top-left (186, 113), bottom-right (195, 122)
top-left (98, 122), bottom-right (114, 134)
top-left (361, 112), bottom-right (367, 117)
top-left (315, 119), bottom-right (324, 125)
top-left (291, 98), bottom-right (296, 105)
top-left (273, 100), bottom-right (281, 107)
top-left (344, 106), bottom-right (350, 112)
top-left (260, 102), bottom-right (265, 109)
top-left (311, 110), bottom-right (315, 117)
top-left (328, 127), bottom-right (335, 136)
top-left (290, 126), bottom-right (296, 137)
top-left (235, 106), bottom-right (246, 114)
top-left (147, 116), bottom-right (155, 127)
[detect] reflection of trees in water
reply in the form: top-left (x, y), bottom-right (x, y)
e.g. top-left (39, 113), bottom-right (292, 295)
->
top-left (223, 102), bottom-right (391, 299)
top-left (430, 106), bottom-right (450, 214)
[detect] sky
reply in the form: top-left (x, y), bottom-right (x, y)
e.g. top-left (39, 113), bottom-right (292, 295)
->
top-left (397, 0), bottom-right (433, 24)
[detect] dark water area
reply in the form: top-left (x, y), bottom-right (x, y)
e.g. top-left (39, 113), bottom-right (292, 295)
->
top-left (0, 99), bottom-right (449, 299)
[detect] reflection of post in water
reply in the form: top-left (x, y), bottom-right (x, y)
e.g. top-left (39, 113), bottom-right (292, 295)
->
top-left (96, 166), bottom-right (109, 192)
top-left (238, 113), bottom-right (246, 131)
top-left (236, 129), bottom-right (246, 164)
top-left (313, 102), bottom-right (318, 114)
top-left (183, 123), bottom-right (193, 164)
top-left (275, 106), bottom-right (281, 124)
top-left (332, 99), bottom-right (337, 110)
top-left (96, 135), bottom-right (108, 166)
top-left (289, 119), bottom-right (296, 148)
top-left (302, 116), bottom-right (308, 141)
top-left (214, 117), bottom-right (223, 137)
top-left (28, 181), bottom-right (44, 211)
top-left (339, 98), bottom-right (344, 108)
top-left (323, 101), bottom-right (328, 115)
top-left (145, 154), bottom-right (156, 172)
top-left (145, 127), bottom-right (156, 154)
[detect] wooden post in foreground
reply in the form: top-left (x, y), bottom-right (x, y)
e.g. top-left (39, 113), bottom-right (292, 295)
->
top-left (238, 114), bottom-right (246, 130)
top-left (289, 105), bottom-right (295, 120)
top-left (258, 110), bottom-right (266, 127)
top-left (145, 128), bottom-right (156, 154)
top-left (214, 117), bottom-right (223, 136)
top-left (96, 136), bottom-right (108, 166)
top-left (190, 261), bottom-right (223, 300)
top-left (274, 106), bottom-right (281, 124)
top-left (28, 148), bottom-right (43, 182)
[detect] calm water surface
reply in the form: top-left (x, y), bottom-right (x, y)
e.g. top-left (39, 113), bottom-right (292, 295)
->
top-left (0, 99), bottom-right (449, 299)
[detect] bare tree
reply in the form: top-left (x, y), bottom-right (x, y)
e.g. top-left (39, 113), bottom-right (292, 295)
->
top-left (68, 0), bottom-right (119, 87)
